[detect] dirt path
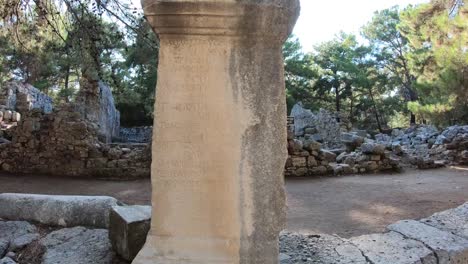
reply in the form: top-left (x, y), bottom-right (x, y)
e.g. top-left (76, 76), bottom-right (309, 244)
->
top-left (1, 166), bottom-right (467, 237)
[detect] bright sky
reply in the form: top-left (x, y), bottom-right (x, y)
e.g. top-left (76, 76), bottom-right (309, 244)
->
top-left (295, 0), bottom-right (430, 52)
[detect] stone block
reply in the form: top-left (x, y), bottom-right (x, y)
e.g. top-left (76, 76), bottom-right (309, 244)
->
top-left (3, 111), bottom-right (12, 121)
top-left (291, 157), bottom-right (307, 167)
top-left (0, 193), bottom-right (120, 228)
top-left (319, 149), bottom-right (337, 162)
top-left (388, 220), bottom-right (468, 263)
top-left (11, 113), bottom-right (20, 122)
top-left (330, 163), bottom-right (353, 175)
top-left (109, 205), bottom-right (151, 261)
top-left (421, 202), bottom-right (468, 239)
top-left (307, 156), bottom-right (317, 167)
top-left (303, 140), bottom-right (321, 152)
top-left (361, 143), bottom-right (386, 155)
top-left (310, 165), bottom-right (327, 175)
top-left (293, 167), bottom-right (308, 177)
top-left (351, 231), bottom-right (436, 264)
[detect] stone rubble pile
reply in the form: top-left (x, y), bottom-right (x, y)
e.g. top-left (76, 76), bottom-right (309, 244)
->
top-left (285, 130), bottom-right (400, 177)
top-left (0, 104), bottom-right (150, 179)
top-left (430, 125), bottom-right (468, 165)
top-left (290, 103), bottom-right (345, 149)
top-left (375, 125), bottom-right (468, 168)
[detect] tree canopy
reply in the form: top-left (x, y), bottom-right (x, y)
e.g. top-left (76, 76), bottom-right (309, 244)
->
top-left (0, 0), bottom-right (466, 129)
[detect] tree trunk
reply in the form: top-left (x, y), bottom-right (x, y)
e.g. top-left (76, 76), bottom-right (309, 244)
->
top-left (410, 113), bottom-right (416, 125)
top-left (335, 88), bottom-right (341, 122)
top-left (349, 94), bottom-right (354, 125)
top-left (64, 64), bottom-right (70, 103)
top-left (369, 88), bottom-right (383, 132)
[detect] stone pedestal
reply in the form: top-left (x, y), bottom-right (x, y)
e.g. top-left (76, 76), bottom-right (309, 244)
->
top-left (134, 1), bottom-right (299, 263)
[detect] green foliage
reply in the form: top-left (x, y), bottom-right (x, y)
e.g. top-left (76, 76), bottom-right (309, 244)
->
top-left (283, 36), bottom-right (319, 113)
top-left (362, 6), bottom-right (418, 124)
top-left (398, 1), bottom-right (468, 126)
top-left (0, 0), bottom-right (159, 126)
top-left (388, 110), bottom-right (410, 128)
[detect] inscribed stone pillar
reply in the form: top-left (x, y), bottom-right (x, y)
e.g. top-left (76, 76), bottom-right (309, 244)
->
top-left (134, 1), bottom-right (300, 263)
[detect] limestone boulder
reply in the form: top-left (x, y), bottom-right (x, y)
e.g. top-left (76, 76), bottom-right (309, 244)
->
top-left (329, 163), bottom-right (353, 175)
top-left (421, 202), bottom-right (468, 239)
top-left (40, 227), bottom-right (114, 264)
top-left (341, 132), bottom-right (364, 151)
top-left (0, 221), bottom-right (39, 252)
top-left (0, 257), bottom-right (16, 264)
top-left (280, 232), bottom-right (367, 264)
top-left (3, 111), bottom-right (11, 121)
top-left (388, 220), bottom-right (468, 263)
top-left (0, 239), bottom-right (7, 258)
top-left (319, 150), bottom-right (337, 162)
top-left (351, 232), bottom-right (436, 264)
top-left (303, 139), bottom-right (321, 152)
top-left (360, 143), bottom-right (386, 155)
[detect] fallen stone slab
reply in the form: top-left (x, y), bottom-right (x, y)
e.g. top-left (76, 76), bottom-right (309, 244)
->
top-left (0, 193), bottom-right (121, 228)
top-left (109, 205), bottom-right (151, 261)
top-left (279, 232), bottom-right (367, 264)
top-left (351, 231), bottom-right (437, 264)
top-left (388, 220), bottom-right (468, 263)
top-left (0, 221), bottom-right (39, 252)
top-left (40, 226), bottom-right (114, 264)
top-left (421, 202), bottom-right (468, 239)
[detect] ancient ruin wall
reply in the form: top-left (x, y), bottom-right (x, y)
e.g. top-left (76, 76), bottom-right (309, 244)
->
top-left (0, 82), bottom-right (53, 113)
top-left (0, 104), bottom-right (150, 179)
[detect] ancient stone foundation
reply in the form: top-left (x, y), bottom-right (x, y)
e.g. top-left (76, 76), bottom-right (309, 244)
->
top-left (134, 0), bottom-right (300, 263)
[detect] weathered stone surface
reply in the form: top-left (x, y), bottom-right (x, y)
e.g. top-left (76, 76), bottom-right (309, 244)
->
top-left (351, 231), bottom-right (437, 264)
top-left (0, 105), bottom-right (151, 179)
top-left (75, 81), bottom-right (120, 143)
top-left (319, 149), bottom-right (337, 162)
top-left (0, 82), bottom-right (53, 114)
top-left (0, 193), bottom-right (120, 228)
top-left (0, 257), bottom-right (16, 264)
top-left (303, 139), bottom-right (321, 152)
top-left (134, 0), bottom-right (299, 263)
top-left (280, 232), bottom-right (367, 264)
top-left (40, 227), bottom-right (114, 264)
top-left (421, 202), bottom-right (468, 239)
top-left (0, 239), bottom-right (7, 258)
top-left (291, 105), bottom-right (344, 149)
top-left (10, 233), bottom-right (39, 251)
top-left (360, 143), bottom-right (386, 155)
top-left (109, 205), bottom-right (151, 261)
top-left (0, 221), bottom-right (38, 252)
top-left (388, 220), bottom-right (468, 263)
top-left (118, 126), bottom-right (152, 143)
